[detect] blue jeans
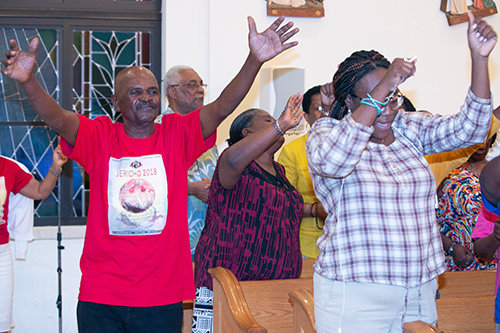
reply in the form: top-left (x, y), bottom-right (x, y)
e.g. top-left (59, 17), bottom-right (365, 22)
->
top-left (77, 300), bottom-right (183, 333)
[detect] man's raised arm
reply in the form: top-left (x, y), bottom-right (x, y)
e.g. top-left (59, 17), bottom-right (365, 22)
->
top-left (199, 16), bottom-right (299, 140)
top-left (2, 38), bottom-right (80, 146)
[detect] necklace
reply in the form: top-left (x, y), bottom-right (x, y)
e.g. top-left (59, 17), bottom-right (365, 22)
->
top-left (468, 162), bottom-right (479, 176)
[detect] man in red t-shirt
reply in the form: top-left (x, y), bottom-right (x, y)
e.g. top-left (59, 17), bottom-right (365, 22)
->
top-left (1, 16), bottom-right (299, 332)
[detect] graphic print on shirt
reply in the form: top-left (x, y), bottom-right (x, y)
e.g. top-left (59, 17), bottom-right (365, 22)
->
top-left (0, 177), bottom-right (6, 226)
top-left (108, 154), bottom-right (167, 235)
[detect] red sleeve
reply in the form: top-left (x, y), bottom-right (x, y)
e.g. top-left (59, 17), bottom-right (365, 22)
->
top-left (10, 162), bottom-right (33, 195)
top-left (162, 107), bottom-right (216, 168)
top-left (61, 114), bottom-right (113, 173)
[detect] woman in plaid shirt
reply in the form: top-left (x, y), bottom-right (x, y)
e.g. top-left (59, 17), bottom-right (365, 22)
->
top-left (306, 12), bottom-right (496, 333)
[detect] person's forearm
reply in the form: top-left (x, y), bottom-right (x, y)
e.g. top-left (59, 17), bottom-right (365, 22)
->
top-left (441, 233), bottom-right (454, 252)
top-left (20, 73), bottom-right (79, 146)
top-left (307, 117), bottom-right (372, 179)
top-left (199, 53), bottom-right (263, 140)
top-left (350, 83), bottom-right (394, 127)
top-left (470, 54), bottom-right (490, 100)
top-left (219, 53), bottom-right (261, 116)
top-left (187, 182), bottom-right (196, 196)
top-left (222, 124), bottom-right (281, 175)
top-left (37, 164), bottom-right (61, 199)
top-left (474, 234), bottom-right (500, 259)
top-left (302, 202), bottom-right (317, 219)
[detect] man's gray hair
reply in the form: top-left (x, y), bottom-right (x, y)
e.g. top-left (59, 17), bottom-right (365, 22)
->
top-left (163, 65), bottom-right (194, 101)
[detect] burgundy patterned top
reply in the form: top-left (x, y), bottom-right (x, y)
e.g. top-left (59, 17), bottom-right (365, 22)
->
top-left (194, 156), bottom-right (303, 289)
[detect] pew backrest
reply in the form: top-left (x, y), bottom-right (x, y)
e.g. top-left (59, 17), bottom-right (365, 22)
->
top-left (209, 266), bottom-right (313, 333)
top-left (288, 289), bottom-right (316, 333)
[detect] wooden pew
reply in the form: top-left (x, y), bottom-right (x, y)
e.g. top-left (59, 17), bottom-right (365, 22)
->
top-left (437, 269), bottom-right (496, 299)
top-left (210, 264), bottom-right (443, 333)
top-left (182, 301), bottom-right (193, 333)
top-left (435, 270), bottom-right (496, 333)
top-left (288, 289), bottom-right (316, 333)
top-left (287, 288), bottom-right (442, 333)
top-left (181, 263), bottom-right (196, 333)
top-left (208, 261), bottom-right (498, 333)
top-left (209, 259), bottom-right (315, 333)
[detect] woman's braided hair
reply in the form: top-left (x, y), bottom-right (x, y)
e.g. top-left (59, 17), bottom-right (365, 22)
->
top-left (330, 50), bottom-right (390, 120)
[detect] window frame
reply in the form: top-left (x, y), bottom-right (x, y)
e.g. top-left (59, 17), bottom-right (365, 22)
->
top-left (0, 1), bottom-right (162, 226)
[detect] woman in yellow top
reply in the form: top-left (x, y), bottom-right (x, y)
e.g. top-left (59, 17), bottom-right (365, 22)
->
top-left (278, 85), bottom-right (330, 258)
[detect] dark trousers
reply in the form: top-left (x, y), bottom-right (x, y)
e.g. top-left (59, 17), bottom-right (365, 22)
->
top-left (77, 300), bottom-right (183, 333)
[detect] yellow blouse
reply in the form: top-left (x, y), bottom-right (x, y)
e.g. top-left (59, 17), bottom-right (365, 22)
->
top-left (277, 134), bottom-right (323, 258)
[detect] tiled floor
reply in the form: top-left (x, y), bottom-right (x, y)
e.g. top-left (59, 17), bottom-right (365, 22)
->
top-left (9, 238), bottom-right (84, 333)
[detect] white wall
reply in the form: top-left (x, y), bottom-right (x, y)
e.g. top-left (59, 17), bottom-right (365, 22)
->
top-left (163, 0), bottom-right (500, 146)
top-left (11, 3), bottom-right (500, 332)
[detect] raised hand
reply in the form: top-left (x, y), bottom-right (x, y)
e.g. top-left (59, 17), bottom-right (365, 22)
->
top-left (52, 145), bottom-right (68, 171)
top-left (468, 11), bottom-right (497, 58)
top-left (380, 58), bottom-right (416, 92)
top-left (248, 16), bottom-right (299, 64)
top-left (2, 38), bottom-right (39, 84)
top-left (320, 82), bottom-right (335, 116)
top-left (277, 93), bottom-right (304, 132)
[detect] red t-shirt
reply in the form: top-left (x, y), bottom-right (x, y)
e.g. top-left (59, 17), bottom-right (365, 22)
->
top-left (0, 157), bottom-right (33, 244)
top-left (61, 109), bottom-right (215, 306)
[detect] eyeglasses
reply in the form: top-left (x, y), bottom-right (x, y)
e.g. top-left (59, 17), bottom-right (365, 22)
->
top-left (170, 82), bottom-right (207, 91)
top-left (351, 90), bottom-right (405, 111)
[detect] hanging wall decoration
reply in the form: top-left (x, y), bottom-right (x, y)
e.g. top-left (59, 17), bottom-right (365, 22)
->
top-left (267, 0), bottom-right (324, 18)
top-left (441, 0), bottom-right (497, 25)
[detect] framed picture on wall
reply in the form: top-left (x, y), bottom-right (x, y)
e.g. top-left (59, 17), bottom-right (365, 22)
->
top-left (267, 0), bottom-right (324, 17)
top-left (440, 0), bottom-right (497, 25)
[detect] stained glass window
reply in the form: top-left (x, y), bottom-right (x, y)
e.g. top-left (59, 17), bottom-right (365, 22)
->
top-left (71, 30), bottom-right (151, 217)
top-left (0, 28), bottom-right (61, 217)
top-left (0, 0), bottom-right (159, 225)
top-left (72, 30), bottom-right (151, 121)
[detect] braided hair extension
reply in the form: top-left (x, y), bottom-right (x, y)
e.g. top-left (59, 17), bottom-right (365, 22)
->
top-left (330, 50), bottom-right (390, 120)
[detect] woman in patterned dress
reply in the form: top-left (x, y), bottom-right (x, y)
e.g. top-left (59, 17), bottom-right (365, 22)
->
top-left (437, 134), bottom-right (498, 271)
top-left (192, 94), bottom-right (306, 333)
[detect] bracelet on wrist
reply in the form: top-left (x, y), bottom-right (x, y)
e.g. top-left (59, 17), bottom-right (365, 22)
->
top-left (275, 105), bottom-right (298, 136)
top-left (49, 167), bottom-right (62, 177)
top-left (272, 120), bottom-right (285, 136)
top-left (445, 241), bottom-right (457, 256)
top-left (359, 89), bottom-right (396, 116)
top-left (312, 202), bottom-right (318, 218)
top-left (313, 203), bottom-right (323, 230)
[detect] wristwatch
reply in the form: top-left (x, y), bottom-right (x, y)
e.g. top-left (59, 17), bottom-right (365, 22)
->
top-left (445, 241), bottom-right (457, 256)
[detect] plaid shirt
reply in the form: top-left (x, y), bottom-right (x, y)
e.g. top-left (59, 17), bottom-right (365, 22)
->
top-left (306, 88), bottom-right (492, 288)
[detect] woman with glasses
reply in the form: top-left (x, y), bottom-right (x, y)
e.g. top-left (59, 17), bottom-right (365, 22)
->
top-left (306, 13), bottom-right (496, 333)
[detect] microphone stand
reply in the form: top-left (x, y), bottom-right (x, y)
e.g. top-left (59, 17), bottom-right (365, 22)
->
top-left (55, 165), bottom-right (64, 333)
